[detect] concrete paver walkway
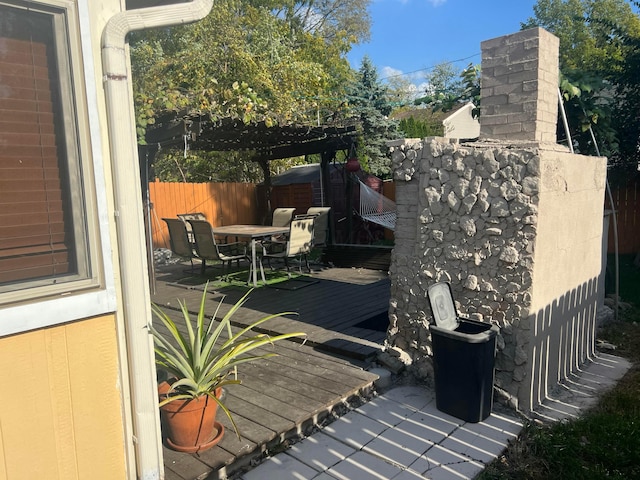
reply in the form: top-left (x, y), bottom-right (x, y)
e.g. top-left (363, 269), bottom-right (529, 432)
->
top-left (237, 351), bottom-right (631, 480)
top-left (240, 385), bottom-right (522, 480)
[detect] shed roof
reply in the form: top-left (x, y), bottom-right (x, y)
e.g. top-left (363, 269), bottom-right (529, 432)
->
top-left (391, 102), bottom-right (473, 123)
top-left (272, 164), bottom-right (321, 186)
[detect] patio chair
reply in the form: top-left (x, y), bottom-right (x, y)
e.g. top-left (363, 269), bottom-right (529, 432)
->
top-left (306, 207), bottom-right (331, 247)
top-left (270, 207), bottom-right (296, 242)
top-left (162, 218), bottom-right (200, 273)
top-left (260, 216), bottom-right (315, 275)
top-left (188, 219), bottom-right (247, 279)
top-left (177, 212), bottom-right (207, 244)
top-left (271, 207), bottom-right (296, 227)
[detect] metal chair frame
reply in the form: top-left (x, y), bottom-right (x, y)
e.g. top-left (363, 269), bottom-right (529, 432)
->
top-left (260, 217), bottom-right (315, 276)
top-left (187, 219), bottom-right (247, 278)
top-left (162, 217), bottom-right (200, 273)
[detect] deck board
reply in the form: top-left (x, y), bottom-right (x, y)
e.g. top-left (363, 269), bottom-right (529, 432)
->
top-left (152, 263), bottom-right (388, 479)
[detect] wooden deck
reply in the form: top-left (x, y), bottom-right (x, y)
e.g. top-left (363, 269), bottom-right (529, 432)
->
top-left (151, 261), bottom-right (390, 479)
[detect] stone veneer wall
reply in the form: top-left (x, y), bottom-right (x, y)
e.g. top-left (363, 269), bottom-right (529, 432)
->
top-left (384, 27), bottom-right (609, 413)
top-left (386, 138), bottom-right (607, 412)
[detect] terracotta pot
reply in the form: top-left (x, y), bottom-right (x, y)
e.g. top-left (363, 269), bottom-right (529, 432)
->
top-left (159, 383), bottom-right (225, 453)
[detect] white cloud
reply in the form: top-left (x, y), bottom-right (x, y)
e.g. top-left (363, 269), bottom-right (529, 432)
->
top-left (381, 66), bottom-right (424, 84)
top-left (382, 66), bottom-right (403, 79)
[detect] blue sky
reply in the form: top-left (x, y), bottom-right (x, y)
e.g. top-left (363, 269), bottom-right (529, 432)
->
top-left (348, 0), bottom-right (539, 91)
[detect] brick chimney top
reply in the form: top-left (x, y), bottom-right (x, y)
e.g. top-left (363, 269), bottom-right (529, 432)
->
top-left (479, 27), bottom-right (560, 144)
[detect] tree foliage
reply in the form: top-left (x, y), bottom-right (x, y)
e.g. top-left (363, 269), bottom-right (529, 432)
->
top-left (131, 0), bottom-right (369, 181)
top-left (425, 62), bottom-right (462, 97)
top-left (523, 0), bottom-right (640, 178)
top-left (522, 0), bottom-right (640, 73)
top-left (414, 63), bottom-right (480, 116)
top-left (131, 0), bottom-right (359, 132)
top-left (398, 116), bottom-right (444, 138)
top-left (271, 0), bottom-right (371, 44)
top-left (151, 150), bottom-right (259, 183)
top-left (385, 74), bottom-right (420, 107)
top-left (346, 56), bottom-right (400, 179)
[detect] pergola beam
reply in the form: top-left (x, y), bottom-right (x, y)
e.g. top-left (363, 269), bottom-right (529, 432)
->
top-left (145, 114), bottom-right (358, 161)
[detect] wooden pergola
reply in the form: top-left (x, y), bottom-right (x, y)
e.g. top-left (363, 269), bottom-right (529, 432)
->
top-left (141, 114), bottom-right (362, 287)
top-left (143, 113), bottom-right (360, 211)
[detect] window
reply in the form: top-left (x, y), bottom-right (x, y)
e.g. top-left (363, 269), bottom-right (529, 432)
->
top-left (0, 1), bottom-right (114, 326)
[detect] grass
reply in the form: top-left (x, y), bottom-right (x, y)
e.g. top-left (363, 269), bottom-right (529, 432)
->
top-left (479, 255), bottom-right (640, 480)
top-left (157, 253), bottom-right (318, 291)
top-left (170, 265), bottom-right (307, 289)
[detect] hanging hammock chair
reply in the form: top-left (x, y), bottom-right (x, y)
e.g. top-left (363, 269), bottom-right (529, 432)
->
top-left (357, 178), bottom-right (397, 231)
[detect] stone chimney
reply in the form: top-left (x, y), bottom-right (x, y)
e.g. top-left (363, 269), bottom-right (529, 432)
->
top-left (386, 26), bottom-right (608, 414)
top-left (479, 27), bottom-right (559, 144)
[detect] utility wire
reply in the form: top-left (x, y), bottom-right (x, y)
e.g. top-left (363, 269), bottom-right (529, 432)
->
top-left (380, 53), bottom-right (481, 81)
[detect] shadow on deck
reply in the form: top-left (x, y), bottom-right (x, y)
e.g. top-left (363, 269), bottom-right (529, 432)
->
top-left (151, 261), bottom-right (391, 480)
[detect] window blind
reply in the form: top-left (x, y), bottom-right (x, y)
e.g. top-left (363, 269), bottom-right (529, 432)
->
top-left (0, 10), bottom-right (74, 285)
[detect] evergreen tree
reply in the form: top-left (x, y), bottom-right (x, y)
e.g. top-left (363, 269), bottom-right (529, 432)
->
top-left (398, 116), bottom-right (443, 138)
top-left (346, 56), bottom-right (400, 179)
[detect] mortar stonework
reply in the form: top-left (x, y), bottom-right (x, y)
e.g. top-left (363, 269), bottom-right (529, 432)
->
top-left (384, 27), bottom-right (608, 414)
top-left (386, 138), bottom-right (606, 412)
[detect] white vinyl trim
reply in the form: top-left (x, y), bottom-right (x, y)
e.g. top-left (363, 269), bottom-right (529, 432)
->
top-left (0, 0), bottom-right (117, 334)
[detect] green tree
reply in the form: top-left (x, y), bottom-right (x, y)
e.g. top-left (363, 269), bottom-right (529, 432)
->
top-left (151, 150), bottom-right (268, 183)
top-left (414, 62), bottom-right (463, 106)
top-left (523, 0), bottom-right (640, 176)
top-left (346, 56), bottom-right (400, 179)
top-left (385, 74), bottom-right (419, 107)
top-left (424, 62), bottom-right (462, 97)
top-left (522, 0), bottom-right (640, 73)
top-left (398, 116), bottom-right (443, 138)
top-left (271, 0), bottom-right (371, 44)
top-left (608, 5), bottom-right (640, 177)
top-left (130, 0), bottom-right (366, 181)
top-left (415, 62), bottom-right (480, 115)
top-left (131, 0), bottom-right (356, 129)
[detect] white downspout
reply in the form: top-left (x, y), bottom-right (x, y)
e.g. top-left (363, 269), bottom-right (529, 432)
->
top-left (101, 2), bottom-right (213, 479)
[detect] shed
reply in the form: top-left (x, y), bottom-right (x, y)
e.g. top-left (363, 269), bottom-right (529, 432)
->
top-left (264, 163), bottom-right (386, 244)
top-left (443, 102), bottom-right (480, 139)
top-left (393, 101), bottom-right (480, 140)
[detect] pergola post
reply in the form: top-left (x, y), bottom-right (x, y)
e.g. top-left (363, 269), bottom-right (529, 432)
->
top-left (257, 158), bottom-right (272, 223)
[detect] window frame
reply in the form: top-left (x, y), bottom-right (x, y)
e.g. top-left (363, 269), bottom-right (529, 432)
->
top-left (0, 0), bottom-right (116, 335)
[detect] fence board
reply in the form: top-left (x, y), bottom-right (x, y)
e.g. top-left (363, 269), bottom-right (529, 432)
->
top-left (150, 179), bottom-right (640, 254)
top-left (607, 181), bottom-right (640, 254)
top-left (149, 181), bottom-right (258, 249)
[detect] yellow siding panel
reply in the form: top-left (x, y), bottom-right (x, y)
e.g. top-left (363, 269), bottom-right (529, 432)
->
top-left (0, 329), bottom-right (60, 478)
top-left (0, 315), bottom-right (127, 480)
top-left (66, 317), bottom-right (127, 479)
top-left (0, 429), bottom-right (5, 479)
top-left (46, 327), bottom-right (78, 480)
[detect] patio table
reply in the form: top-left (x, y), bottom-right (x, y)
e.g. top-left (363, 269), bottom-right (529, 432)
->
top-left (211, 225), bottom-right (289, 286)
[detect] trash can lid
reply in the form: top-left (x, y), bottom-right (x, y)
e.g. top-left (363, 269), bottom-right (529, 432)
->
top-left (427, 282), bottom-right (459, 331)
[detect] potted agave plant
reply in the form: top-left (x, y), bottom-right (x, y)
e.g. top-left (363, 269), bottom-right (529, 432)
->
top-left (149, 283), bottom-right (305, 453)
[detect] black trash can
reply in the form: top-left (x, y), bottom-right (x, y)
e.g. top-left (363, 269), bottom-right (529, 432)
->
top-left (427, 282), bottom-right (499, 423)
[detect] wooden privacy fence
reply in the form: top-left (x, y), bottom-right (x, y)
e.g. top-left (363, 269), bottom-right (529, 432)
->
top-left (149, 181), bottom-right (259, 249)
top-left (149, 179), bottom-right (639, 255)
top-left (607, 180), bottom-right (640, 254)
